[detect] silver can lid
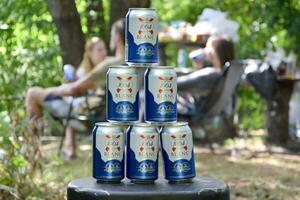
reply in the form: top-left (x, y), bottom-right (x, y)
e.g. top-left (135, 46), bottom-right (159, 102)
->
top-left (162, 122), bottom-right (189, 127)
top-left (109, 65), bottom-right (130, 68)
top-left (150, 66), bottom-right (174, 69)
top-left (132, 122), bottom-right (155, 127)
top-left (129, 8), bottom-right (156, 11)
top-left (95, 122), bottom-right (123, 127)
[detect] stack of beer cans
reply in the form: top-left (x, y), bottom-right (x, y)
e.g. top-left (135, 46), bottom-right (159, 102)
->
top-left (93, 8), bottom-right (196, 184)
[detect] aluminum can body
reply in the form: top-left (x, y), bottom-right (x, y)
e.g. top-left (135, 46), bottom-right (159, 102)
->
top-left (145, 66), bottom-right (177, 123)
top-left (107, 66), bottom-right (139, 122)
top-left (93, 122), bottom-right (125, 182)
top-left (63, 64), bottom-right (75, 81)
top-left (160, 122), bottom-right (195, 182)
top-left (125, 8), bottom-right (158, 65)
top-left (126, 123), bottom-right (159, 183)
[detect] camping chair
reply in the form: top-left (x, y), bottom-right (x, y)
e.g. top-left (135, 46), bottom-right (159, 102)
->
top-left (201, 60), bottom-right (245, 117)
top-left (179, 60), bottom-right (245, 141)
top-left (57, 93), bottom-right (106, 155)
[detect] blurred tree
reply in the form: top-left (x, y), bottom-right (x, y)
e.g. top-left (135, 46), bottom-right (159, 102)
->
top-left (0, 0), bottom-right (61, 114)
top-left (109, 0), bottom-right (151, 29)
top-left (1, 0), bottom-right (299, 133)
top-left (152, 0), bottom-right (300, 132)
top-left (152, 0), bottom-right (300, 59)
top-left (86, 0), bottom-right (107, 40)
top-left (46, 0), bottom-right (84, 66)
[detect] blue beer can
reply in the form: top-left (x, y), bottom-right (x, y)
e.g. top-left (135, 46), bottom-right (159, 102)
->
top-left (107, 66), bottom-right (139, 122)
top-left (125, 8), bottom-right (158, 66)
top-left (160, 122), bottom-right (196, 183)
top-left (145, 66), bottom-right (177, 123)
top-left (126, 123), bottom-right (159, 183)
top-left (93, 122), bottom-right (125, 182)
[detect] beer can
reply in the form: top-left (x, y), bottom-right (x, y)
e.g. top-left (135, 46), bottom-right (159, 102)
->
top-left (63, 64), bottom-right (75, 81)
top-left (107, 66), bottom-right (139, 122)
top-left (126, 123), bottom-right (159, 183)
top-left (144, 66), bottom-right (177, 123)
top-left (125, 8), bottom-right (159, 66)
top-left (177, 49), bottom-right (188, 68)
top-left (160, 122), bottom-right (196, 183)
top-left (93, 122), bottom-right (125, 182)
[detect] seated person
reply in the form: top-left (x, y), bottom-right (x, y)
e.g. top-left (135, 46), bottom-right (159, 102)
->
top-left (63, 37), bottom-right (107, 82)
top-left (25, 19), bottom-right (125, 159)
top-left (63, 37), bottom-right (107, 159)
top-left (177, 35), bottom-right (235, 116)
top-left (64, 36), bottom-right (107, 106)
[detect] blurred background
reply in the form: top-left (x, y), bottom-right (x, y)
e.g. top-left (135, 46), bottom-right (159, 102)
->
top-left (0, 0), bottom-right (300, 199)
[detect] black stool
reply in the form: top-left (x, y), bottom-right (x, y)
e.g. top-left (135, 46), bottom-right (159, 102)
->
top-left (67, 176), bottom-right (229, 200)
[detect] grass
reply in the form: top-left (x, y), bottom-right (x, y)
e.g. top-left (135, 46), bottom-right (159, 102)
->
top-left (37, 132), bottom-right (300, 200)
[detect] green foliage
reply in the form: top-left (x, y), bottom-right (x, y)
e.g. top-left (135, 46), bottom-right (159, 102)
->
top-left (0, 0), bottom-right (297, 131)
top-left (0, 2), bottom-right (298, 198)
top-left (152, 0), bottom-right (300, 59)
top-left (152, 0), bottom-right (300, 130)
top-left (237, 84), bottom-right (266, 130)
top-left (0, 0), bottom-right (111, 114)
top-left (76, 0), bottom-right (110, 41)
top-left (0, 0), bottom-right (62, 114)
top-left (0, 110), bottom-right (65, 199)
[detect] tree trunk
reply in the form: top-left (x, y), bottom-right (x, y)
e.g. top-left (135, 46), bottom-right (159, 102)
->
top-left (86, 0), bottom-right (107, 41)
top-left (265, 79), bottom-right (295, 145)
top-left (46, 0), bottom-right (85, 67)
top-left (109, 0), bottom-right (151, 30)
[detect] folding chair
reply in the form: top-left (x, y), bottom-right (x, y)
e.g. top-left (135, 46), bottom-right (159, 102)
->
top-left (179, 60), bottom-right (245, 141)
top-left (57, 93), bottom-right (106, 155)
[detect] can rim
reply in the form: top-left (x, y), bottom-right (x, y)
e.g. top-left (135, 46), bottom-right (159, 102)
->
top-left (95, 122), bottom-right (123, 127)
top-left (149, 66), bottom-right (175, 69)
top-left (129, 8), bottom-right (156, 11)
top-left (163, 122), bottom-right (188, 127)
top-left (109, 65), bottom-right (131, 68)
top-left (132, 122), bottom-right (156, 127)
top-left (109, 121), bottom-right (136, 125)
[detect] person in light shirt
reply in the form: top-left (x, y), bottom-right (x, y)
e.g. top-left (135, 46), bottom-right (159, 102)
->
top-left (25, 19), bottom-right (125, 159)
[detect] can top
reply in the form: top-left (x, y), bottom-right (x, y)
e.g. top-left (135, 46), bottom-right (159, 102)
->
top-left (95, 122), bottom-right (123, 127)
top-left (132, 122), bottom-right (155, 127)
top-left (110, 121), bottom-right (136, 126)
top-left (163, 122), bottom-right (188, 127)
top-left (150, 66), bottom-right (174, 69)
top-left (129, 8), bottom-right (156, 11)
top-left (109, 65), bottom-right (130, 68)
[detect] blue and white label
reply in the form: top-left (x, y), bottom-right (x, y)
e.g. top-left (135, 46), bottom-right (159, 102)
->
top-left (161, 130), bottom-right (196, 180)
top-left (149, 75), bottom-right (177, 104)
top-left (126, 11), bottom-right (158, 63)
top-left (130, 130), bottom-right (159, 162)
top-left (173, 161), bottom-right (191, 173)
top-left (108, 74), bottom-right (138, 103)
top-left (145, 69), bottom-right (177, 122)
top-left (107, 72), bottom-right (139, 121)
top-left (129, 16), bottom-right (158, 46)
top-left (96, 130), bottom-right (124, 162)
top-left (93, 126), bottom-right (125, 180)
top-left (126, 128), bottom-right (159, 180)
top-left (161, 132), bottom-right (193, 162)
top-left (104, 162), bottom-right (122, 173)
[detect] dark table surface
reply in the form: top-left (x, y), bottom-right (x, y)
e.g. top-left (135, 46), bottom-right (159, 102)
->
top-left (67, 176), bottom-right (229, 200)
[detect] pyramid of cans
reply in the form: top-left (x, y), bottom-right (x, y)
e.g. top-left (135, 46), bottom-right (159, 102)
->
top-left (92, 8), bottom-right (195, 184)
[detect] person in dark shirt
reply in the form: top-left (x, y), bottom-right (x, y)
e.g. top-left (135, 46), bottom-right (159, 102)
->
top-left (177, 36), bottom-right (235, 115)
